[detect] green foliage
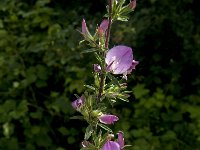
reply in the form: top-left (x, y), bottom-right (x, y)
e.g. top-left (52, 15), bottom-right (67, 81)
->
top-left (114, 85), bottom-right (200, 150)
top-left (0, 0), bottom-right (94, 149)
top-left (112, 0), bottom-right (200, 149)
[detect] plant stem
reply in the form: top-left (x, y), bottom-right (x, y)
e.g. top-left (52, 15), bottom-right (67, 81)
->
top-left (105, 0), bottom-right (112, 49)
top-left (97, 0), bottom-right (112, 103)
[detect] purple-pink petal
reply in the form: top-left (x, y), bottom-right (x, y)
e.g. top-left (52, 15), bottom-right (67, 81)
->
top-left (100, 19), bottom-right (109, 32)
top-left (127, 60), bottom-right (139, 74)
top-left (98, 114), bottom-right (119, 124)
top-left (94, 64), bottom-right (101, 72)
top-left (128, 0), bottom-right (136, 10)
top-left (102, 141), bottom-right (120, 150)
top-left (71, 95), bottom-right (85, 111)
top-left (82, 19), bottom-right (88, 34)
top-left (105, 46), bottom-right (133, 74)
top-left (117, 131), bottom-right (124, 149)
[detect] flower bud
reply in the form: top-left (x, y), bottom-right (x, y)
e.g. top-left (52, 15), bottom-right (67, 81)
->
top-left (98, 114), bottom-right (119, 124)
top-left (81, 19), bottom-right (93, 40)
top-left (107, 134), bottom-right (115, 140)
top-left (100, 19), bottom-right (109, 32)
top-left (128, 0), bottom-right (136, 10)
top-left (82, 19), bottom-right (89, 34)
top-left (117, 131), bottom-right (124, 149)
top-left (91, 110), bottom-right (102, 117)
top-left (98, 19), bottom-right (109, 36)
top-left (93, 64), bottom-right (101, 72)
top-left (71, 95), bottom-right (85, 111)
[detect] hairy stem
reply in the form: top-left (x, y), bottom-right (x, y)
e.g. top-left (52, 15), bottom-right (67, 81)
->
top-left (97, 0), bottom-right (112, 103)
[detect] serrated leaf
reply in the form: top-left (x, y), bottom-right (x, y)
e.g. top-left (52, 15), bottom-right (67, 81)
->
top-left (84, 125), bottom-right (93, 140)
top-left (98, 123), bottom-right (112, 132)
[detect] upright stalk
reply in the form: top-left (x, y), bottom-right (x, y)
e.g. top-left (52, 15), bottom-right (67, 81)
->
top-left (105, 0), bottom-right (112, 49)
top-left (97, 0), bottom-right (112, 103)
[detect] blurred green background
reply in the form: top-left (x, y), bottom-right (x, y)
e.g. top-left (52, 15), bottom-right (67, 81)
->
top-left (0, 0), bottom-right (200, 149)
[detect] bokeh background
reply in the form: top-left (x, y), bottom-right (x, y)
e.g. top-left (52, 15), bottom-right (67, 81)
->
top-left (0, 0), bottom-right (200, 149)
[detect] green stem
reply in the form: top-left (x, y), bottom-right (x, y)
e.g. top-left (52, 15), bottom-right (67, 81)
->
top-left (97, 0), bottom-right (112, 103)
top-left (105, 0), bottom-right (112, 49)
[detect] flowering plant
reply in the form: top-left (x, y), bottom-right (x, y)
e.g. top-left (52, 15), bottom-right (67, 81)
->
top-left (72, 0), bottom-right (138, 149)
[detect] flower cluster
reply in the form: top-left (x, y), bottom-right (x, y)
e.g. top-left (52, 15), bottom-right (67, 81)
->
top-left (82, 19), bottom-right (138, 79)
top-left (72, 96), bottom-right (119, 125)
top-left (71, 0), bottom-right (138, 150)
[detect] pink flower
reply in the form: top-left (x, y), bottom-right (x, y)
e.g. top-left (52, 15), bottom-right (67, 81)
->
top-left (100, 19), bottom-right (109, 31)
top-left (98, 19), bottom-right (109, 36)
top-left (102, 131), bottom-right (126, 150)
top-left (128, 0), bottom-right (136, 10)
top-left (71, 95), bottom-right (85, 111)
top-left (123, 59), bottom-right (139, 80)
top-left (117, 131), bottom-right (124, 149)
top-left (127, 60), bottom-right (139, 74)
top-left (106, 45), bottom-right (138, 76)
top-left (102, 141), bottom-right (120, 150)
top-left (98, 114), bottom-right (119, 124)
top-left (81, 19), bottom-right (93, 40)
top-left (93, 64), bottom-right (101, 72)
top-left (82, 19), bottom-right (89, 35)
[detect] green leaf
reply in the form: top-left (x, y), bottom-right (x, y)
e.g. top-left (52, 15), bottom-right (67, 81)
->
top-left (79, 40), bottom-right (85, 45)
top-left (118, 97), bottom-right (129, 102)
top-left (98, 123), bottom-right (112, 132)
top-left (93, 130), bottom-right (102, 146)
top-left (81, 48), bottom-right (98, 53)
top-left (94, 52), bottom-right (103, 63)
top-left (84, 125), bottom-right (93, 140)
top-left (58, 127), bottom-right (69, 136)
top-left (3, 122), bottom-right (14, 138)
top-left (133, 84), bottom-right (150, 99)
top-left (117, 16), bottom-right (129, 21)
top-left (70, 116), bottom-right (84, 120)
top-left (107, 73), bottom-right (120, 87)
top-left (84, 85), bottom-right (96, 91)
